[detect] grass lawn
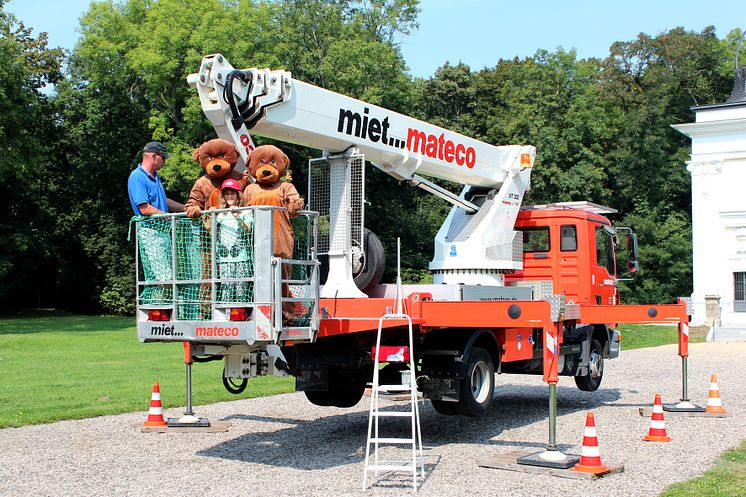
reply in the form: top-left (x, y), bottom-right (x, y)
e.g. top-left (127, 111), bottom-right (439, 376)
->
top-left (661, 439), bottom-right (746, 497)
top-left (617, 324), bottom-right (708, 350)
top-left (0, 310), bottom-right (293, 428)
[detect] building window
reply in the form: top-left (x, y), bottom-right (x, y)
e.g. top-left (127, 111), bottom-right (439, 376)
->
top-left (735, 272), bottom-right (746, 312)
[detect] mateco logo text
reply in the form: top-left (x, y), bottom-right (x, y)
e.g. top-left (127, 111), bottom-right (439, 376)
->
top-left (337, 107), bottom-right (476, 168)
top-left (195, 326), bottom-right (239, 337)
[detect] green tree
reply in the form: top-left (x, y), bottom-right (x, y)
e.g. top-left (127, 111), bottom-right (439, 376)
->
top-left (0, 2), bottom-right (65, 307)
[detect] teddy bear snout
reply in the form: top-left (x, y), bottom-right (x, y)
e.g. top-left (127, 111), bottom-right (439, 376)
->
top-left (213, 164), bottom-right (222, 171)
top-left (261, 170), bottom-right (272, 177)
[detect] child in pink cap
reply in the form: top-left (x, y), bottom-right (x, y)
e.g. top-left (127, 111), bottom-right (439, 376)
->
top-left (214, 178), bottom-right (253, 302)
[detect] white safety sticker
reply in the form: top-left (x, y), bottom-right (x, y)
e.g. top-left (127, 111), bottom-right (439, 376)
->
top-left (545, 332), bottom-right (556, 355)
top-left (682, 323), bottom-right (689, 337)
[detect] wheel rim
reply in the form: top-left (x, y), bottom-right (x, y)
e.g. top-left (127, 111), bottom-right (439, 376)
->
top-left (589, 350), bottom-right (603, 380)
top-left (471, 361), bottom-right (491, 403)
top-left (350, 240), bottom-right (365, 275)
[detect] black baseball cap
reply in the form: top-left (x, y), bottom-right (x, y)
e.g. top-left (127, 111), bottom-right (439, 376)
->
top-left (143, 141), bottom-right (171, 158)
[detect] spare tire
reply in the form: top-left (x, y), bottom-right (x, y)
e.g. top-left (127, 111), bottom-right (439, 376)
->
top-left (319, 228), bottom-right (385, 293)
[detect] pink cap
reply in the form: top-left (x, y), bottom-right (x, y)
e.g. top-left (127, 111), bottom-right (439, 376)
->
top-left (221, 178), bottom-right (241, 191)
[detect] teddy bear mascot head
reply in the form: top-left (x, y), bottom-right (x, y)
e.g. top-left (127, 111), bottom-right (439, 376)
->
top-left (184, 138), bottom-right (246, 218)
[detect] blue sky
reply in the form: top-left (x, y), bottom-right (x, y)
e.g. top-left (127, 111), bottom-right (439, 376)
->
top-left (6, 0), bottom-right (744, 78)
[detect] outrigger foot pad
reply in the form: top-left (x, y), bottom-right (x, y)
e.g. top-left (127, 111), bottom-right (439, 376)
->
top-left (663, 401), bottom-right (705, 412)
top-left (167, 416), bottom-right (211, 427)
top-left (517, 451), bottom-right (580, 469)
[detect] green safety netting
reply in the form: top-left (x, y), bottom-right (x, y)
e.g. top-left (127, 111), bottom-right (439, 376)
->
top-left (134, 212), bottom-right (255, 320)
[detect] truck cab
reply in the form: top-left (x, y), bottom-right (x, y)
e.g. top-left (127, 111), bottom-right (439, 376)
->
top-left (506, 202), bottom-right (623, 307)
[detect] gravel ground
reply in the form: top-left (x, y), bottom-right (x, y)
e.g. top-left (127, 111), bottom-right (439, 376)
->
top-left (1, 342), bottom-right (744, 497)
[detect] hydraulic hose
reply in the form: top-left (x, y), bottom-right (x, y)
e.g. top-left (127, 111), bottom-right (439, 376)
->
top-left (223, 70), bottom-right (252, 131)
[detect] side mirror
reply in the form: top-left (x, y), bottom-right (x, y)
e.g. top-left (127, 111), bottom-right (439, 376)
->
top-left (626, 233), bottom-right (639, 261)
top-left (625, 233), bottom-right (639, 276)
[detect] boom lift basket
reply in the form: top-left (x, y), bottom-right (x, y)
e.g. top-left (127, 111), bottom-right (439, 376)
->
top-left (133, 206), bottom-right (320, 344)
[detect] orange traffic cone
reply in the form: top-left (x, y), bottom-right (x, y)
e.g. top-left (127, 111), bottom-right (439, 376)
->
top-left (643, 393), bottom-right (671, 442)
top-left (143, 382), bottom-right (167, 427)
top-left (705, 374), bottom-right (726, 413)
top-left (573, 411), bottom-right (610, 474)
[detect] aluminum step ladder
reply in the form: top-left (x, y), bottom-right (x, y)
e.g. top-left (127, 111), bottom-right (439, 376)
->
top-left (363, 240), bottom-right (424, 491)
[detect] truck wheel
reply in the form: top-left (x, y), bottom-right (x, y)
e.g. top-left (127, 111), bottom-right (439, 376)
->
top-left (304, 390), bottom-right (334, 406)
top-left (431, 399), bottom-right (459, 415)
top-left (456, 347), bottom-right (494, 417)
top-left (575, 339), bottom-right (604, 392)
top-left (303, 368), bottom-right (366, 408)
top-left (329, 383), bottom-right (366, 408)
top-left (318, 228), bottom-right (385, 293)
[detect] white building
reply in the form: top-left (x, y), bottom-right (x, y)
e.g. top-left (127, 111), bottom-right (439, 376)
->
top-left (672, 65), bottom-right (746, 337)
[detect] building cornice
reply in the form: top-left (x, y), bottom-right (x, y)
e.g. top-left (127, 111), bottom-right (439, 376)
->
top-left (686, 160), bottom-right (722, 176)
top-left (672, 119), bottom-right (746, 138)
top-left (691, 101), bottom-right (746, 112)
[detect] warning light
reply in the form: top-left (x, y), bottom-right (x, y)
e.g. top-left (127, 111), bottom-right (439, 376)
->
top-left (520, 153), bottom-right (532, 167)
top-left (148, 309), bottom-right (171, 321)
top-left (230, 308), bottom-right (249, 321)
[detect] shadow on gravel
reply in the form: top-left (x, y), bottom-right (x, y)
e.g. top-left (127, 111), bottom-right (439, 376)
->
top-left (197, 384), bottom-right (623, 470)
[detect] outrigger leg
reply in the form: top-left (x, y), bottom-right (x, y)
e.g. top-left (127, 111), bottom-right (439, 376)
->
top-left (517, 321), bottom-right (580, 469)
top-left (167, 342), bottom-right (211, 427)
top-left (664, 305), bottom-right (704, 412)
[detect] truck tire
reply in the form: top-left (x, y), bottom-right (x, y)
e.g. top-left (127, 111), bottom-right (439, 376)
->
top-left (304, 390), bottom-right (334, 406)
top-left (303, 368), bottom-right (366, 408)
top-left (456, 347), bottom-right (494, 417)
top-left (574, 339), bottom-right (604, 392)
top-left (329, 383), bottom-right (366, 408)
top-left (318, 228), bottom-right (385, 293)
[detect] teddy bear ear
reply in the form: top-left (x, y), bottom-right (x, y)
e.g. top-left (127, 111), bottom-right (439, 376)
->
top-left (192, 147), bottom-right (201, 162)
top-left (227, 143), bottom-right (239, 163)
top-left (282, 151), bottom-right (290, 167)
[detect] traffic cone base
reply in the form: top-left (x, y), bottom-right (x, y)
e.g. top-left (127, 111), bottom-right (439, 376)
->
top-left (574, 463), bottom-right (610, 474)
top-left (706, 374), bottom-right (726, 413)
top-left (643, 393), bottom-right (671, 443)
top-left (144, 382), bottom-right (167, 427)
top-left (643, 434), bottom-right (671, 442)
top-left (573, 411), bottom-right (610, 474)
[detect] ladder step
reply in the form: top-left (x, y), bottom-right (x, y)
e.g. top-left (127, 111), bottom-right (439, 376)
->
top-left (368, 437), bottom-right (414, 444)
top-left (376, 385), bottom-right (413, 392)
top-left (372, 411), bottom-right (412, 417)
top-left (365, 464), bottom-right (415, 472)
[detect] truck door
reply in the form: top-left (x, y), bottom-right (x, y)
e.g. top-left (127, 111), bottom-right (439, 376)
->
top-left (593, 225), bottom-right (616, 305)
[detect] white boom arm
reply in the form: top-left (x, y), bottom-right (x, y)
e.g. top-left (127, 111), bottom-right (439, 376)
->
top-left (188, 54), bottom-right (536, 290)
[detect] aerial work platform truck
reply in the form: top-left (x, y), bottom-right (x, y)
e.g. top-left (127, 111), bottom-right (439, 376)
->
top-left (133, 54), bottom-right (693, 443)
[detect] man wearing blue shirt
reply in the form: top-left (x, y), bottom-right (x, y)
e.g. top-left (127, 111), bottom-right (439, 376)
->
top-left (128, 141), bottom-right (173, 215)
top-left (129, 141), bottom-right (178, 302)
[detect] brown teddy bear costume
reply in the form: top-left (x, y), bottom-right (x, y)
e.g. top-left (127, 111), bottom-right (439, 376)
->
top-left (185, 139), bottom-right (246, 217)
top-left (242, 145), bottom-right (304, 323)
top-left (241, 144), bottom-right (304, 260)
